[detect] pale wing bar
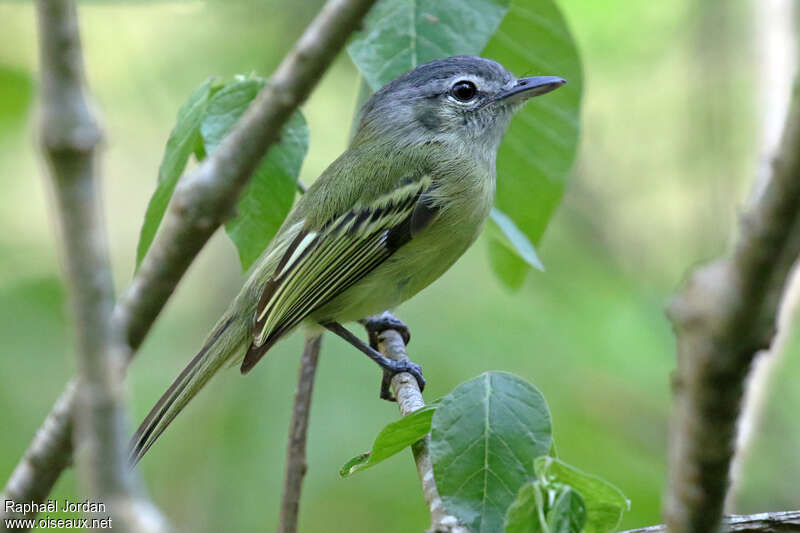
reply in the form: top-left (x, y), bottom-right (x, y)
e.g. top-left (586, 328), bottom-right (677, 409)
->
top-left (241, 177), bottom-right (434, 373)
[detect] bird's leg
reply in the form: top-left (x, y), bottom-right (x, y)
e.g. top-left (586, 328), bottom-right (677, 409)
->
top-left (322, 320), bottom-right (424, 401)
top-left (359, 311), bottom-right (411, 350)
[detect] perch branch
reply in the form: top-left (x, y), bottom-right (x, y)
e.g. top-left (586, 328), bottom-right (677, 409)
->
top-left (665, 84), bottom-right (800, 533)
top-left (7, 1), bottom-right (167, 531)
top-left (278, 334), bottom-right (322, 533)
top-left (623, 510), bottom-right (800, 533)
top-left (375, 328), bottom-right (469, 533)
top-left (1, 0), bottom-right (377, 519)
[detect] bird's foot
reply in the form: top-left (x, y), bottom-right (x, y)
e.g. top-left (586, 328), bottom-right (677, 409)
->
top-left (322, 318), bottom-right (423, 402)
top-left (360, 311), bottom-right (411, 350)
top-left (379, 360), bottom-right (425, 401)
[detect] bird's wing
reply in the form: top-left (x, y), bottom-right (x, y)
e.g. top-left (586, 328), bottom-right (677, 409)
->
top-left (240, 175), bottom-right (438, 373)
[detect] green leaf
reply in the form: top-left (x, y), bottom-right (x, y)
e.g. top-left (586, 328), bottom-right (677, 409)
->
top-left (487, 208), bottom-right (545, 289)
top-left (489, 208), bottom-right (545, 272)
top-left (483, 0), bottom-right (583, 285)
top-left (200, 78), bottom-right (309, 269)
top-left (430, 372), bottom-right (552, 533)
top-left (534, 457), bottom-right (629, 533)
top-left (339, 405), bottom-right (436, 477)
top-left (488, 241), bottom-right (529, 290)
top-left (547, 486), bottom-right (586, 533)
top-left (346, 0), bottom-right (582, 287)
top-left (505, 482), bottom-right (547, 533)
top-left (135, 77), bottom-right (217, 268)
top-left (348, 0), bottom-right (511, 91)
top-left (505, 481), bottom-right (586, 533)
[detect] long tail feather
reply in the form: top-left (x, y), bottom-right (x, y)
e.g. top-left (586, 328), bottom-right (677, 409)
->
top-left (130, 314), bottom-right (245, 465)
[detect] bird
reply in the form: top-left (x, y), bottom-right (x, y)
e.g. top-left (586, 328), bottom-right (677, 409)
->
top-left (130, 55), bottom-right (565, 464)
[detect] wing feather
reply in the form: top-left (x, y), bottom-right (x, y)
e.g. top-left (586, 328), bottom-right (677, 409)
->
top-left (241, 176), bottom-right (436, 373)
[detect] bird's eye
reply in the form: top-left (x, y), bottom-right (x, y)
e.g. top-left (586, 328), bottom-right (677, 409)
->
top-left (450, 80), bottom-right (477, 102)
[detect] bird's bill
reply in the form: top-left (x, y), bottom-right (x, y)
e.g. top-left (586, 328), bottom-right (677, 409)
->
top-left (497, 76), bottom-right (567, 102)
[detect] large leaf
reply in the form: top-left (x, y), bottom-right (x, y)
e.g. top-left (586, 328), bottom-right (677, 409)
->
top-left (200, 78), bottom-right (308, 269)
top-left (505, 481), bottom-right (586, 533)
top-left (430, 372), bottom-right (552, 533)
top-left (347, 0), bottom-right (582, 288)
top-left (534, 457), bottom-right (629, 533)
top-left (339, 405), bottom-right (435, 477)
top-left (483, 0), bottom-right (583, 286)
top-left (135, 78), bottom-right (217, 268)
top-left (348, 0), bottom-right (510, 90)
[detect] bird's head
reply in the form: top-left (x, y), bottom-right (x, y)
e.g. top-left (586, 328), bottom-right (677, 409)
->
top-left (352, 56), bottom-right (566, 159)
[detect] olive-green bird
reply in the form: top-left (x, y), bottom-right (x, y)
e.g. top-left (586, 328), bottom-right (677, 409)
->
top-left (131, 55), bottom-right (565, 463)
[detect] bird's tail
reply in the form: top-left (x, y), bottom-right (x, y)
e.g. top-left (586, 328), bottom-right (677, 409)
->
top-left (129, 312), bottom-right (249, 465)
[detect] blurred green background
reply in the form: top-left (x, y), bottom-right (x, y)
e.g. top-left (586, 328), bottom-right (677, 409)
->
top-left (1, 0), bottom-right (798, 531)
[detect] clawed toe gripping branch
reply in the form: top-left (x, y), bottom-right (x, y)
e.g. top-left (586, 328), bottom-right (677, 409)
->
top-left (323, 318), bottom-right (425, 400)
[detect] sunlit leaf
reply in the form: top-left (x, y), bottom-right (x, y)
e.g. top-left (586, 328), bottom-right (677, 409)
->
top-left (534, 457), bottom-right (629, 533)
top-left (488, 208), bottom-right (545, 271)
top-left (487, 207), bottom-right (545, 288)
top-left (505, 481), bottom-right (586, 533)
top-left (505, 482), bottom-right (548, 533)
top-left (340, 405), bottom-right (436, 477)
top-left (200, 78), bottom-right (308, 269)
top-left (135, 77), bottom-right (217, 268)
top-left (430, 372), bottom-right (552, 532)
top-left (546, 485), bottom-right (586, 533)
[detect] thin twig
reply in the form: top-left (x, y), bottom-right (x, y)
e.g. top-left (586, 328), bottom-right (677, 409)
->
top-left (1, 0), bottom-right (377, 520)
top-left (17, 1), bottom-right (166, 531)
top-left (665, 84), bottom-right (800, 532)
top-left (376, 329), bottom-right (469, 533)
top-left (278, 334), bottom-right (322, 533)
top-left (623, 510), bottom-right (800, 533)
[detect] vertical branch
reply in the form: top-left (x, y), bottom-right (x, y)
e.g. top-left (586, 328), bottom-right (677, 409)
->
top-left (278, 334), bottom-right (322, 533)
top-left (664, 84), bottom-right (800, 532)
top-left (377, 329), bottom-right (469, 533)
top-left (30, 1), bottom-right (166, 531)
top-left (727, 0), bottom-right (799, 510)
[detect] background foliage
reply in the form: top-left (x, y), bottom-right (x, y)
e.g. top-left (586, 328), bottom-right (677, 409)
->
top-left (0, 0), bottom-right (796, 532)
